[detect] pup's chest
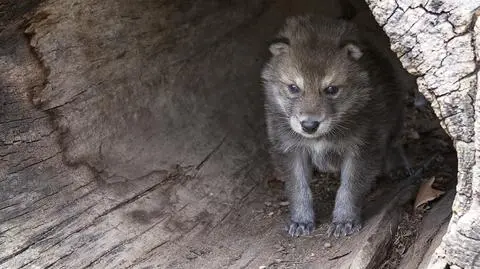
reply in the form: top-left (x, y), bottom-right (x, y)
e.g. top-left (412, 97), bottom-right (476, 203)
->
top-left (308, 141), bottom-right (345, 173)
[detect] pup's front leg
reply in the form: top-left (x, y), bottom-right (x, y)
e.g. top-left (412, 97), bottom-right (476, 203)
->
top-left (329, 153), bottom-right (380, 237)
top-left (282, 149), bottom-right (315, 237)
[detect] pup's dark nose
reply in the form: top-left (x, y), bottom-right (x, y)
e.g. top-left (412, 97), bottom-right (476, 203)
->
top-left (300, 120), bottom-right (320, 133)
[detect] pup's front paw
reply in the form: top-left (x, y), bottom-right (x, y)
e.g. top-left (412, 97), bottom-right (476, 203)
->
top-left (327, 219), bottom-right (362, 237)
top-left (287, 221), bottom-right (315, 237)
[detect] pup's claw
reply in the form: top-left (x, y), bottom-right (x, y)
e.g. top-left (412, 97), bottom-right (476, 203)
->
top-left (287, 221), bottom-right (315, 237)
top-left (327, 221), bottom-right (362, 238)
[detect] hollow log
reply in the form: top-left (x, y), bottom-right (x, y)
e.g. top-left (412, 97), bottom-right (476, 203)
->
top-left (366, 0), bottom-right (480, 268)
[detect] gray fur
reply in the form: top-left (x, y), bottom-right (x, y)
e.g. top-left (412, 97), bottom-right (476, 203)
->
top-left (261, 15), bottom-right (408, 237)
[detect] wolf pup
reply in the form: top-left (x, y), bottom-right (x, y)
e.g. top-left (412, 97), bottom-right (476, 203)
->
top-left (261, 15), bottom-right (408, 237)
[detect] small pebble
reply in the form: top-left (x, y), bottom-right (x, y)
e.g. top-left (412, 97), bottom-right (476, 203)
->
top-left (324, 242), bottom-right (332, 248)
top-left (279, 201), bottom-right (290, 206)
top-left (265, 201), bottom-right (272, 206)
top-left (274, 259), bottom-right (282, 263)
top-left (274, 244), bottom-right (285, 252)
top-left (268, 212), bottom-right (274, 216)
top-left (259, 266), bottom-right (267, 269)
top-left (185, 253), bottom-right (197, 260)
top-left (409, 130), bottom-right (420, 140)
top-left (310, 253), bottom-right (315, 257)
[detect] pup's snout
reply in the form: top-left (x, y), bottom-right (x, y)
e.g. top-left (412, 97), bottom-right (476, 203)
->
top-left (300, 120), bottom-right (320, 134)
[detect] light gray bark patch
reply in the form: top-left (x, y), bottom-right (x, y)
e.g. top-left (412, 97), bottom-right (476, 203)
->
top-left (366, 0), bottom-right (480, 267)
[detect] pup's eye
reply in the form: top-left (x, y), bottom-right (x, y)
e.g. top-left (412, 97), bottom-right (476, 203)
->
top-left (324, 86), bottom-right (339, 95)
top-left (287, 84), bottom-right (300, 94)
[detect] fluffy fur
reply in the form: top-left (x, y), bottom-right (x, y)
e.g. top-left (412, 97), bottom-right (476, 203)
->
top-left (261, 15), bottom-right (408, 237)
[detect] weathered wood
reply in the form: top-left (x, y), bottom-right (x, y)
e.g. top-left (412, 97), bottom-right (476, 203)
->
top-left (366, 0), bottom-right (480, 268)
top-left (0, 0), bottom-right (465, 268)
top-left (0, 1), bottom-right (410, 268)
top-left (399, 191), bottom-right (455, 269)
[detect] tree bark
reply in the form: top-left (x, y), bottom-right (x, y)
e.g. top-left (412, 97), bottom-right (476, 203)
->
top-left (366, 0), bottom-right (480, 268)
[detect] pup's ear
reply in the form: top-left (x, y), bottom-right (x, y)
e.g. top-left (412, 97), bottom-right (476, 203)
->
top-left (341, 41), bottom-right (363, 60)
top-left (268, 37), bottom-right (290, 56)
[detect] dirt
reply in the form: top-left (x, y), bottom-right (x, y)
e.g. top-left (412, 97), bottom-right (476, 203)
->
top-left (378, 95), bottom-right (458, 269)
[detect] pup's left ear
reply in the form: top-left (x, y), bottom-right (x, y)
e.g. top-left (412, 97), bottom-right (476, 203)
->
top-left (341, 41), bottom-right (364, 61)
top-left (268, 37), bottom-right (290, 56)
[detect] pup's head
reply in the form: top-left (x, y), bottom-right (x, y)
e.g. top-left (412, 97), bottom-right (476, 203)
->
top-left (262, 16), bottom-right (373, 138)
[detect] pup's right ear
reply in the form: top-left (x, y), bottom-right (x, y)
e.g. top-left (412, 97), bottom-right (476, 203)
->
top-left (268, 37), bottom-right (290, 56)
top-left (344, 42), bottom-right (363, 60)
top-left (340, 40), bottom-right (364, 61)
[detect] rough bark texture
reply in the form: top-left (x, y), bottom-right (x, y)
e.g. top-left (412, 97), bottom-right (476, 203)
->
top-left (366, 0), bottom-right (480, 268)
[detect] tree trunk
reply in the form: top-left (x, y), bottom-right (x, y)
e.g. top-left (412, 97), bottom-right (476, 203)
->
top-left (366, 0), bottom-right (480, 268)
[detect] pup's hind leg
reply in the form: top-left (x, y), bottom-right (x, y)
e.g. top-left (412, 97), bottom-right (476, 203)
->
top-left (385, 143), bottom-right (412, 177)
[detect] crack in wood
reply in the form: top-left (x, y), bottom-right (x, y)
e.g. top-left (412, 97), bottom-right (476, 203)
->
top-left (328, 251), bottom-right (352, 261)
top-left (31, 176), bottom-right (171, 256)
top-left (31, 182), bottom-right (75, 204)
top-left (2, 169), bottom-right (182, 267)
top-left (196, 135), bottom-right (227, 171)
top-left (10, 151), bottom-right (61, 173)
top-left (124, 240), bottom-right (170, 269)
top-left (38, 204), bottom-right (97, 254)
top-left (96, 179), bottom-right (167, 219)
top-left (43, 250), bottom-right (75, 269)
top-left (0, 202), bottom-right (95, 265)
top-left (81, 215), bottom-right (170, 268)
top-left (0, 202), bottom-right (20, 211)
top-left (1, 182), bottom-right (74, 222)
top-left (207, 183), bottom-right (257, 235)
